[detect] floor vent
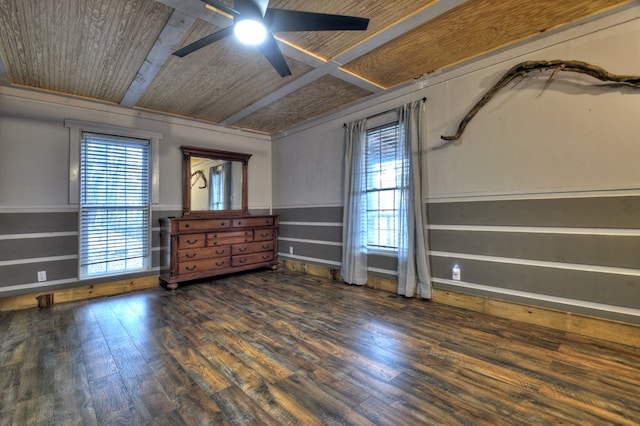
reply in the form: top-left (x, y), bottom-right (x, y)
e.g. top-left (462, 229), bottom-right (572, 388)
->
top-left (37, 293), bottom-right (54, 308)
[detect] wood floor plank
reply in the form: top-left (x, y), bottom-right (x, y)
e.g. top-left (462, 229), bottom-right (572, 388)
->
top-left (105, 335), bottom-right (153, 379)
top-left (81, 335), bottom-right (118, 383)
top-left (16, 334), bottom-right (54, 403)
top-left (0, 335), bottom-right (27, 367)
top-left (276, 372), bottom-right (376, 425)
top-left (172, 383), bottom-right (230, 425)
top-left (122, 373), bottom-right (178, 423)
top-left (12, 394), bottom-right (55, 426)
top-left (73, 305), bottom-right (102, 344)
top-left (53, 310), bottom-right (81, 354)
top-left (0, 364), bottom-right (20, 414)
top-left (88, 372), bottom-right (144, 425)
top-left (53, 350), bottom-right (97, 426)
top-left (198, 320), bottom-right (294, 382)
top-left (404, 357), bottom-right (554, 424)
top-left (443, 326), bottom-right (640, 417)
top-left (241, 379), bottom-right (325, 426)
top-left (155, 326), bottom-right (233, 395)
top-left (357, 393), bottom-right (441, 426)
top-left (210, 385), bottom-right (278, 426)
top-left (1, 269), bottom-right (639, 424)
top-left (302, 367), bottom-right (373, 408)
top-left (147, 353), bottom-right (197, 398)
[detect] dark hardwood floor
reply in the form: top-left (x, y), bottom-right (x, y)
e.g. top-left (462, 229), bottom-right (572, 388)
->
top-left (1, 269), bottom-right (639, 425)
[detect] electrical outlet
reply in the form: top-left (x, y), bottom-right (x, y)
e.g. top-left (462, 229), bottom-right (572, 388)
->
top-left (452, 265), bottom-right (461, 281)
top-left (289, 246), bottom-right (294, 254)
top-left (37, 270), bottom-right (47, 282)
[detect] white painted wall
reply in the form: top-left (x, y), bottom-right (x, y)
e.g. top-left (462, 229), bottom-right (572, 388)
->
top-left (273, 7), bottom-right (640, 206)
top-left (0, 89), bottom-right (271, 212)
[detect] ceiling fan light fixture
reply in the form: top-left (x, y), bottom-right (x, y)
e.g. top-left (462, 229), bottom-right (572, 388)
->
top-left (234, 19), bottom-right (267, 45)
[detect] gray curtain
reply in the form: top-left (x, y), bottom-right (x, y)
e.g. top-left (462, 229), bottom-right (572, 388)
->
top-left (396, 100), bottom-right (431, 298)
top-left (341, 118), bottom-right (368, 285)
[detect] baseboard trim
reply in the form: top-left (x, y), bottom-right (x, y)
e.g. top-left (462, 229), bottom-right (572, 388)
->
top-left (280, 259), bottom-right (640, 349)
top-left (0, 275), bottom-right (159, 312)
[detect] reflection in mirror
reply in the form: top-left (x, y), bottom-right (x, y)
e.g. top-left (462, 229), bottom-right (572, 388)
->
top-left (190, 157), bottom-right (244, 211)
top-left (181, 146), bottom-right (251, 216)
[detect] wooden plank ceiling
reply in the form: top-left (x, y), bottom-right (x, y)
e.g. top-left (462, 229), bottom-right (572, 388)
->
top-left (0, 0), bottom-right (630, 135)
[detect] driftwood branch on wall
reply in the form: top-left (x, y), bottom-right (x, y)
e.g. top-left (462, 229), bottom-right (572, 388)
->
top-left (440, 60), bottom-right (640, 142)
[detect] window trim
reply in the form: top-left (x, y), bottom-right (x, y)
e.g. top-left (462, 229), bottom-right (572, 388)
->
top-left (66, 120), bottom-right (161, 279)
top-left (66, 119), bottom-right (161, 205)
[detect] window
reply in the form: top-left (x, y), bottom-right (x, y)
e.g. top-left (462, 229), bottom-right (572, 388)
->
top-left (210, 162), bottom-right (231, 210)
top-left (365, 122), bottom-right (404, 250)
top-left (79, 133), bottom-right (150, 278)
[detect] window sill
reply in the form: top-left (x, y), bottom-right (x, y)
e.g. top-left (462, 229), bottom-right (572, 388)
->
top-left (367, 248), bottom-right (397, 257)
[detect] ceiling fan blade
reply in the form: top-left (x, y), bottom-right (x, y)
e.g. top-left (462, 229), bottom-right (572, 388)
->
top-left (240, 0), bottom-right (270, 17)
top-left (201, 0), bottom-right (239, 17)
top-left (257, 33), bottom-right (292, 77)
top-left (172, 26), bottom-right (234, 57)
top-left (265, 9), bottom-right (369, 32)
top-left (233, 0), bottom-right (262, 19)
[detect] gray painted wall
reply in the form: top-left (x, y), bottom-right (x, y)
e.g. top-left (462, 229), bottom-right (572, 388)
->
top-left (272, 8), bottom-right (640, 325)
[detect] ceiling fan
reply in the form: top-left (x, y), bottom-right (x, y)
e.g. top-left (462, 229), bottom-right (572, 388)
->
top-left (172, 0), bottom-right (370, 77)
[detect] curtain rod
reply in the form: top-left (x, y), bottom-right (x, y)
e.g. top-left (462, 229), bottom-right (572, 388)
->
top-left (343, 97), bottom-right (427, 127)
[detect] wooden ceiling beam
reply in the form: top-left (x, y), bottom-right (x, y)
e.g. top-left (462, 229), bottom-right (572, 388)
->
top-left (221, 0), bottom-right (466, 126)
top-left (219, 62), bottom-right (340, 126)
top-left (120, 0), bottom-right (205, 107)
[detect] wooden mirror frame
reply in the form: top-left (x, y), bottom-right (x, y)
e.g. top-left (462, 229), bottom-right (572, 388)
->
top-left (181, 146), bottom-right (251, 217)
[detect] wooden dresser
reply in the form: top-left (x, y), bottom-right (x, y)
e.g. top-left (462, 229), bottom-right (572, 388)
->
top-left (159, 215), bottom-right (278, 289)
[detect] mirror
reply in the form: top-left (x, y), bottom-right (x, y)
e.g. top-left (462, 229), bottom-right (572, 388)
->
top-left (181, 146), bottom-right (251, 216)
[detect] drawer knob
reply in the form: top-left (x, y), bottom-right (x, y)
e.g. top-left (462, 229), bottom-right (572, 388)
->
top-left (221, 222), bottom-right (225, 226)
top-left (185, 223), bottom-right (190, 228)
top-left (216, 249), bottom-right (225, 255)
top-left (239, 259), bottom-right (247, 264)
top-left (185, 265), bottom-right (196, 271)
top-left (261, 245), bottom-right (270, 250)
top-left (260, 233), bottom-right (269, 237)
top-left (216, 261), bottom-right (225, 266)
top-left (237, 221), bottom-right (242, 225)
top-left (186, 253), bottom-right (197, 259)
top-left (238, 247), bottom-right (247, 253)
top-left (262, 255), bottom-right (270, 260)
top-left (187, 239), bottom-right (198, 244)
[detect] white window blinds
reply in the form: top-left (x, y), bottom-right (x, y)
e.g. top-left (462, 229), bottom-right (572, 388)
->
top-left (79, 132), bottom-right (150, 278)
top-left (365, 122), bottom-right (403, 250)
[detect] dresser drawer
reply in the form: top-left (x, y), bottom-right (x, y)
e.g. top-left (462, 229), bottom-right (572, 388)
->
top-left (178, 246), bottom-right (230, 262)
top-left (208, 230), bottom-right (253, 246)
top-left (233, 216), bottom-right (274, 228)
top-left (208, 230), bottom-right (252, 239)
top-left (178, 234), bottom-right (206, 249)
top-left (254, 229), bottom-right (275, 241)
top-left (232, 241), bottom-right (274, 256)
top-left (178, 257), bottom-right (230, 275)
top-left (178, 219), bottom-right (231, 232)
top-left (232, 251), bottom-right (274, 267)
